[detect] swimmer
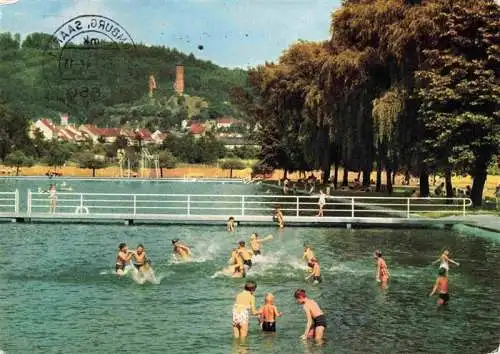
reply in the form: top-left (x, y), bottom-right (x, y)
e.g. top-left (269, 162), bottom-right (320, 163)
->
top-left (250, 233), bottom-right (273, 256)
top-left (294, 289), bottom-right (326, 342)
top-left (305, 258), bottom-right (322, 284)
top-left (274, 207), bottom-right (284, 228)
top-left (131, 244), bottom-right (150, 272)
top-left (303, 244), bottom-right (316, 272)
top-left (232, 281), bottom-right (260, 339)
top-left (429, 267), bottom-right (449, 305)
top-left (374, 250), bottom-right (390, 288)
top-left (258, 293), bottom-right (283, 333)
top-left (236, 241), bottom-right (254, 273)
top-left (115, 243), bottom-right (134, 276)
top-left (432, 249), bottom-right (459, 273)
top-left (225, 248), bottom-right (245, 278)
top-left (227, 216), bottom-right (236, 232)
top-left (172, 239), bottom-right (192, 260)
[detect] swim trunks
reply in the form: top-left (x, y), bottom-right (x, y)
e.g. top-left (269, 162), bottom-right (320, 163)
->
top-left (232, 306), bottom-right (249, 326)
top-left (253, 250), bottom-right (261, 256)
top-left (312, 314), bottom-right (327, 328)
top-left (439, 293), bottom-right (450, 304)
top-left (133, 263), bottom-right (144, 270)
top-left (262, 321), bottom-right (276, 332)
top-left (312, 275), bottom-right (322, 283)
top-left (115, 263), bottom-right (125, 272)
top-left (243, 259), bottom-right (252, 267)
top-left (308, 262), bottom-right (314, 269)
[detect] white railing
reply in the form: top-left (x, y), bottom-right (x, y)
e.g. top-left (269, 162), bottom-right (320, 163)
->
top-left (0, 190), bottom-right (19, 214)
top-left (25, 190), bottom-right (472, 218)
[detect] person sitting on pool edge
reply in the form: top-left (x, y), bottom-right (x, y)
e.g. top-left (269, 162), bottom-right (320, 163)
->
top-left (429, 267), bottom-right (449, 305)
top-left (294, 289), bottom-right (326, 342)
top-left (258, 293), bottom-right (283, 333)
top-left (232, 281), bottom-right (260, 339)
top-left (172, 239), bottom-right (192, 260)
top-left (305, 258), bottom-right (322, 284)
top-left (236, 241), bottom-right (253, 273)
top-left (131, 244), bottom-right (150, 272)
top-left (375, 250), bottom-right (390, 288)
top-left (227, 217), bottom-right (236, 232)
top-left (115, 243), bottom-right (134, 276)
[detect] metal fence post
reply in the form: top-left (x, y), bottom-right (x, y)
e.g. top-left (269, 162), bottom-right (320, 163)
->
top-left (463, 199), bottom-right (466, 216)
top-left (296, 196), bottom-right (300, 217)
top-left (187, 195), bottom-right (191, 215)
top-left (80, 193), bottom-right (84, 212)
top-left (133, 195), bottom-right (137, 216)
top-left (27, 189), bottom-right (32, 215)
top-left (15, 189), bottom-right (19, 213)
top-left (351, 198), bottom-right (355, 218)
top-left (241, 196), bottom-right (245, 216)
top-left (407, 198), bottom-right (411, 218)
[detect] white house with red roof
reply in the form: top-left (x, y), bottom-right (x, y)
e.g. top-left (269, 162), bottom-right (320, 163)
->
top-left (216, 116), bottom-right (234, 129)
top-left (189, 123), bottom-right (206, 138)
top-left (151, 130), bottom-right (167, 145)
top-left (30, 119), bottom-right (58, 140)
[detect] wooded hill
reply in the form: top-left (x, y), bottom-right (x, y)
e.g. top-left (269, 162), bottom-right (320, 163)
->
top-left (0, 32), bottom-right (249, 128)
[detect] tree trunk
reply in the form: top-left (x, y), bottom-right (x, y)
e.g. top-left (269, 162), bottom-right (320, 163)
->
top-left (362, 167), bottom-right (371, 187)
top-left (16, 166), bottom-right (20, 176)
top-left (376, 164), bottom-right (382, 192)
top-left (333, 163), bottom-right (339, 189)
top-left (230, 168), bottom-right (233, 178)
top-left (386, 169), bottom-right (393, 194)
top-left (392, 171), bottom-right (396, 186)
top-left (419, 169), bottom-right (430, 197)
top-left (471, 162), bottom-right (488, 207)
top-left (160, 167), bottom-right (164, 178)
top-left (283, 169), bottom-right (287, 180)
top-left (92, 168), bottom-right (96, 177)
top-left (342, 168), bottom-right (348, 186)
top-left (445, 169), bottom-right (453, 200)
top-left (357, 171), bottom-right (361, 181)
top-left (322, 163), bottom-right (331, 185)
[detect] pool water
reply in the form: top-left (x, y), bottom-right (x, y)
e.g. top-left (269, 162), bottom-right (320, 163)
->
top-left (0, 180), bottom-right (498, 354)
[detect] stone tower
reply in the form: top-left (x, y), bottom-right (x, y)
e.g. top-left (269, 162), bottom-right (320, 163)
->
top-left (175, 64), bottom-right (184, 95)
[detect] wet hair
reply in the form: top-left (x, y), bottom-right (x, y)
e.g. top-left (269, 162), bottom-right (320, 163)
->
top-left (374, 250), bottom-right (382, 258)
top-left (294, 289), bottom-right (306, 299)
top-left (119, 243), bottom-right (127, 250)
top-left (438, 267), bottom-right (447, 276)
top-left (244, 281), bottom-right (257, 292)
top-left (137, 244), bottom-right (144, 249)
top-left (239, 240), bottom-right (245, 246)
top-left (171, 239), bottom-right (179, 245)
top-left (228, 216), bottom-right (234, 221)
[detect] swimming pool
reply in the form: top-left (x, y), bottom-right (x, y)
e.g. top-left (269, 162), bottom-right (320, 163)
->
top-left (0, 180), bottom-right (498, 353)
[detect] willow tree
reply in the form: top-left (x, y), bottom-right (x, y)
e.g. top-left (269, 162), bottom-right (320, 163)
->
top-left (372, 87), bottom-right (405, 193)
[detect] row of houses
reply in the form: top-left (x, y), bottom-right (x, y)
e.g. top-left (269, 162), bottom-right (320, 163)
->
top-left (30, 119), bottom-right (166, 145)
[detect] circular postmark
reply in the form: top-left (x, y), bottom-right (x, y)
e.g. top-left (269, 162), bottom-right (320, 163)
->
top-left (43, 15), bottom-right (135, 107)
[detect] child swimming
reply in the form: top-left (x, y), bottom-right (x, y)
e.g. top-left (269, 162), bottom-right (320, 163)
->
top-left (294, 289), bottom-right (326, 342)
top-left (429, 267), bottom-right (449, 305)
top-left (258, 293), bottom-right (283, 333)
top-left (236, 241), bottom-right (254, 273)
top-left (303, 244), bottom-right (316, 272)
top-left (115, 243), bottom-right (134, 276)
top-left (232, 281), bottom-right (260, 339)
top-left (131, 244), bottom-right (150, 272)
top-left (250, 233), bottom-right (273, 256)
top-left (433, 249), bottom-right (459, 273)
top-left (224, 248), bottom-right (245, 278)
top-left (227, 217), bottom-right (236, 232)
top-left (172, 239), bottom-right (192, 260)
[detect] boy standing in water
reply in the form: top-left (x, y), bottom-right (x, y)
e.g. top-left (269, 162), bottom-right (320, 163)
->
top-left (131, 244), bottom-right (150, 272)
top-left (430, 267), bottom-right (449, 305)
top-left (433, 249), bottom-right (459, 273)
top-left (227, 217), bottom-right (236, 232)
top-left (375, 250), bottom-right (390, 287)
top-left (250, 233), bottom-right (273, 256)
top-left (294, 289), bottom-right (326, 342)
top-left (258, 293), bottom-right (283, 333)
top-left (305, 258), bottom-right (322, 284)
top-left (232, 281), bottom-right (260, 339)
top-left (303, 244), bottom-right (316, 272)
top-left (115, 243), bottom-right (133, 275)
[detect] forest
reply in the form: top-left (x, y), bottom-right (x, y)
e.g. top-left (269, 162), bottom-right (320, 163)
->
top-left (234, 0), bottom-right (499, 207)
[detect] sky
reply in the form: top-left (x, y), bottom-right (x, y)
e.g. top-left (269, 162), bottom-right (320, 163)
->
top-left (0, 0), bottom-right (341, 68)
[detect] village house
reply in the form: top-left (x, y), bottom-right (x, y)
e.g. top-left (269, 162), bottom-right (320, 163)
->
top-left (189, 122), bottom-right (206, 138)
top-left (151, 130), bottom-right (167, 145)
top-left (216, 116), bottom-right (234, 129)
